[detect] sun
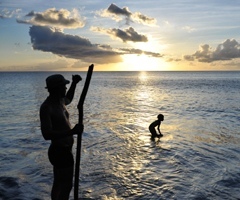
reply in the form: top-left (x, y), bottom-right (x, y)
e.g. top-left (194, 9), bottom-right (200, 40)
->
top-left (122, 54), bottom-right (170, 71)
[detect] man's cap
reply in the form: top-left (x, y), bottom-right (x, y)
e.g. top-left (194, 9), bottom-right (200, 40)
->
top-left (45, 74), bottom-right (70, 89)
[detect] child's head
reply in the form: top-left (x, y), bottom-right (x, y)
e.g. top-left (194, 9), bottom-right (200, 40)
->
top-left (158, 114), bottom-right (164, 121)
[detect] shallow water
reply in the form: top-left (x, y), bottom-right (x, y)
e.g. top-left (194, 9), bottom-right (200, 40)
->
top-left (0, 71), bottom-right (240, 199)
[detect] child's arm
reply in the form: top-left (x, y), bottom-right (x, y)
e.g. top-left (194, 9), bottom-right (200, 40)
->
top-left (157, 122), bottom-right (161, 134)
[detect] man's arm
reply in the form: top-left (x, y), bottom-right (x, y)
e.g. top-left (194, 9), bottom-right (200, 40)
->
top-left (65, 75), bottom-right (82, 105)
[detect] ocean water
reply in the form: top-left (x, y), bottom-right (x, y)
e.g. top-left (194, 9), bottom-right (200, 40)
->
top-left (0, 71), bottom-right (240, 200)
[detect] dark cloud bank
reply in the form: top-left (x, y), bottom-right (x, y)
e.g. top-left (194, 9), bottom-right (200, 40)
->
top-left (29, 26), bottom-right (162, 64)
top-left (29, 26), bottom-right (121, 64)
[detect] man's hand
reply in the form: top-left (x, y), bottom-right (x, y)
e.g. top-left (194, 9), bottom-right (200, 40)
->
top-left (72, 75), bottom-right (82, 84)
top-left (71, 124), bottom-right (84, 135)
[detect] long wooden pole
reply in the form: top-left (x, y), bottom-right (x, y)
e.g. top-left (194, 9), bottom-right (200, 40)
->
top-left (74, 64), bottom-right (94, 200)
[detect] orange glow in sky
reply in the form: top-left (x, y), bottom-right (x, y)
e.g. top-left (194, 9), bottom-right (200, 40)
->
top-left (1, 1), bottom-right (240, 71)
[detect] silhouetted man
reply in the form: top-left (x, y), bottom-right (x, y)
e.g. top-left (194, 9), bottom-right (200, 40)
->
top-left (40, 74), bottom-right (83, 200)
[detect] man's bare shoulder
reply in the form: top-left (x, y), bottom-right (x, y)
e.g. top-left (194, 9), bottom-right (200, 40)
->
top-left (40, 98), bottom-right (52, 112)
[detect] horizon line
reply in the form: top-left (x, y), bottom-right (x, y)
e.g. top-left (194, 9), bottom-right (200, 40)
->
top-left (0, 70), bottom-right (240, 73)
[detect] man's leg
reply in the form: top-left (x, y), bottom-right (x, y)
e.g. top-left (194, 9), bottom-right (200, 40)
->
top-left (53, 166), bottom-right (74, 200)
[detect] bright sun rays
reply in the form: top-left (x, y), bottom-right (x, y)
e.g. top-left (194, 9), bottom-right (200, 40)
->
top-left (122, 54), bottom-right (170, 71)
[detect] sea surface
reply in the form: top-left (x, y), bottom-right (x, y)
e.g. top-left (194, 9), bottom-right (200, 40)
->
top-left (0, 71), bottom-right (240, 200)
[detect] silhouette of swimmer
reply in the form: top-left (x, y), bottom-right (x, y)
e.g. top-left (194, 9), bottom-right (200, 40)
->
top-left (149, 114), bottom-right (164, 139)
top-left (40, 74), bottom-right (83, 200)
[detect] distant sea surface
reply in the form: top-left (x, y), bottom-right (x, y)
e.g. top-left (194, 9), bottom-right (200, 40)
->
top-left (0, 71), bottom-right (240, 200)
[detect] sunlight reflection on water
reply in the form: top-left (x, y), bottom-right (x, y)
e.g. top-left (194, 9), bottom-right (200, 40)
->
top-left (0, 71), bottom-right (240, 199)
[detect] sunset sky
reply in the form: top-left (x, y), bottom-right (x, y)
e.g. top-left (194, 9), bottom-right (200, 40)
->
top-left (1, 0), bottom-right (240, 71)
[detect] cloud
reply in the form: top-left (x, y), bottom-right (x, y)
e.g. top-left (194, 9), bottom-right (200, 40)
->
top-left (29, 26), bottom-right (162, 65)
top-left (131, 12), bottom-right (157, 26)
top-left (29, 26), bottom-right (122, 64)
top-left (184, 39), bottom-right (240, 62)
top-left (17, 8), bottom-right (85, 29)
top-left (98, 3), bottom-right (157, 26)
top-left (167, 58), bottom-right (182, 62)
top-left (119, 48), bottom-right (163, 57)
top-left (108, 3), bottom-right (131, 17)
top-left (0, 8), bottom-right (21, 19)
top-left (91, 26), bottom-right (148, 42)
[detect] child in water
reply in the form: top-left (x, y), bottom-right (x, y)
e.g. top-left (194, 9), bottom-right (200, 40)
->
top-left (149, 114), bottom-right (164, 139)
